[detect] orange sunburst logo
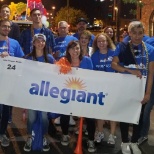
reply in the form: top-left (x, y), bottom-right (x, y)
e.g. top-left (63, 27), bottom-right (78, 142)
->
top-left (64, 77), bottom-right (86, 90)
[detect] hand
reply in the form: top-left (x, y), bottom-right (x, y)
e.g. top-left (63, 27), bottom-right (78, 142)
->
top-left (129, 69), bottom-right (142, 78)
top-left (141, 94), bottom-right (150, 104)
top-left (0, 52), bottom-right (9, 58)
top-left (53, 51), bottom-right (60, 59)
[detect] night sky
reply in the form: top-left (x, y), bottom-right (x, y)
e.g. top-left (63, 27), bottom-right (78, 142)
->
top-left (2, 0), bottom-right (136, 23)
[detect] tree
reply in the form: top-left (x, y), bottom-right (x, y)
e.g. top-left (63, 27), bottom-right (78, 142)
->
top-left (54, 7), bottom-right (87, 27)
top-left (122, 0), bottom-right (154, 17)
top-left (122, 0), bottom-right (154, 7)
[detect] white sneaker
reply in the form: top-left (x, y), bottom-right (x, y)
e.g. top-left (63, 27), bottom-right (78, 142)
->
top-left (87, 140), bottom-right (96, 153)
top-left (61, 135), bottom-right (70, 146)
top-left (121, 142), bottom-right (131, 154)
top-left (69, 116), bottom-right (76, 126)
top-left (130, 143), bottom-right (141, 154)
top-left (107, 134), bottom-right (116, 145)
top-left (94, 132), bottom-right (104, 143)
top-left (54, 117), bottom-right (60, 125)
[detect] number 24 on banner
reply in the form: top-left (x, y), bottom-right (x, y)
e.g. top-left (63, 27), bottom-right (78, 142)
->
top-left (7, 64), bottom-right (16, 70)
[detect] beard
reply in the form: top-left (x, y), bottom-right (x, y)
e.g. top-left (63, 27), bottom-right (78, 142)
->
top-left (78, 26), bottom-right (86, 32)
top-left (0, 32), bottom-right (8, 37)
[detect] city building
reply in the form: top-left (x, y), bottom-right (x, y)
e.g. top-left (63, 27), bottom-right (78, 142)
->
top-left (138, 0), bottom-right (154, 36)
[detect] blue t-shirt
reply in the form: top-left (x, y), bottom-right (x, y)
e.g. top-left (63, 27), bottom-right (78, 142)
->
top-left (0, 38), bottom-right (24, 57)
top-left (73, 33), bottom-right (95, 47)
top-left (114, 42), bottom-right (154, 76)
top-left (20, 26), bottom-right (55, 55)
top-left (145, 37), bottom-right (154, 47)
top-left (54, 35), bottom-right (78, 60)
top-left (123, 35), bottom-right (150, 43)
top-left (91, 49), bottom-right (115, 72)
top-left (79, 56), bottom-right (93, 70)
top-left (27, 54), bottom-right (55, 64)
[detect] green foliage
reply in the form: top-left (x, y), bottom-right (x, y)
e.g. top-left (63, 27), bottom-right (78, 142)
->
top-left (122, 0), bottom-right (138, 4)
top-left (129, 9), bottom-right (137, 16)
top-left (54, 7), bottom-right (87, 26)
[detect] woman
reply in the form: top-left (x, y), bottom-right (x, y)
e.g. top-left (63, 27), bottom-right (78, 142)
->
top-left (24, 34), bottom-right (55, 152)
top-left (58, 41), bottom-right (96, 153)
top-left (103, 26), bottom-right (117, 45)
top-left (79, 30), bottom-right (93, 57)
top-left (91, 33), bottom-right (116, 145)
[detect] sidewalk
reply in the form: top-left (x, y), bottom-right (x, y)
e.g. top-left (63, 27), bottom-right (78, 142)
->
top-left (0, 107), bottom-right (154, 154)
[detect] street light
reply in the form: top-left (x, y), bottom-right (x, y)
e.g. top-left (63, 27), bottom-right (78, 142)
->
top-left (114, 6), bottom-right (118, 41)
top-left (52, 6), bottom-right (55, 10)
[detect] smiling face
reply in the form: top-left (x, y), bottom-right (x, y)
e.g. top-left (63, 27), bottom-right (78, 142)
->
top-left (68, 44), bottom-right (81, 59)
top-left (33, 38), bottom-right (46, 50)
top-left (104, 27), bottom-right (114, 39)
top-left (0, 20), bottom-right (11, 37)
top-left (30, 10), bottom-right (42, 24)
top-left (97, 35), bottom-right (108, 51)
top-left (129, 27), bottom-right (144, 45)
top-left (0, 7), bottom-right (10, 19)
top-left (79, 34), bottom-right (89, 46)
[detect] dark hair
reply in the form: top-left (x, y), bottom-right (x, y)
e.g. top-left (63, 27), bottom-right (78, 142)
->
top-left (30, 8), bottom-right (41, 16)
top-left (1, 5), bottom-right (10, 12)
top-left (103, 26), bottom-right (116, 43)
top-left (65, 41), bottom-right (83, 63)
top-left (0, 19), bottom-right (10, 26)
top-left (26, 43), bottom-right (49, 63)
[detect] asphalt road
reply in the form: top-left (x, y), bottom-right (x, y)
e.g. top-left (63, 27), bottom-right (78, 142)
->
top-left (0, 107), bottom-right (154, 154)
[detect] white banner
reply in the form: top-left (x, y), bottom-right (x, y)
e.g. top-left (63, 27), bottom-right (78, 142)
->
top-left (0, 57), bottom-right (146, 124)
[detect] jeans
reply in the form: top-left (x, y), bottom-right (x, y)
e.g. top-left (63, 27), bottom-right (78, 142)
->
top-left (0, 105), bottom-right (10, 135)
top-left (140, 81), bottom-right (154, 137)
top-left (120, 104), bottom-right (145, 143)
top-left (27, 109), bottom-right (49, 135)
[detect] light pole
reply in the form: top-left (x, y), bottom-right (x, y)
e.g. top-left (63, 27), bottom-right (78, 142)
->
top-left (114, 6), bottom-right (118, 38)
top-left (67, 0), bottom-right (69, 23)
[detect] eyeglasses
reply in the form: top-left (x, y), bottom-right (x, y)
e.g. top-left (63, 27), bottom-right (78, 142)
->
top-left (0, 25), bottom-right (11, 29)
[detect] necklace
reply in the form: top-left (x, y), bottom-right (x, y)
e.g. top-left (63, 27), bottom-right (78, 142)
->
top-left (129, 41), bottom-right (149, 76)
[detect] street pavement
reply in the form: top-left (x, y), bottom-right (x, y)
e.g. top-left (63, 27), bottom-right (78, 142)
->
top-left (0, 107), bottom-right (154, 154)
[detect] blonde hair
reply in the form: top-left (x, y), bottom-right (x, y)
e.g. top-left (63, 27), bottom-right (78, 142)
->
top-left (79, 30), bottom-right (92, 41)
top-left (92, 33), bottom-right (116, 53)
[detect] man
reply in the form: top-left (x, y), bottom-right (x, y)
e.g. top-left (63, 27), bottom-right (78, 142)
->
top-left (138, 36), bottom-right (154, 144)
top-left (0, 5), bottom-right (21, 124)
top-left (53, 21), bottom-right (78, 60)
top-left (20, 8), bottom-right (55, 55)
top-left (53, 21), bottom-right (77, 125)
top-left (111, 21), bottom-right (154, 154)
top-left (73, 18), bottom-right (95, 47)
top-left (122, 20), bottom-right (150, 43)
top-left (0, 19), bottom-right (24, 147)
top-left (0, 5), bottom-right (20, 42)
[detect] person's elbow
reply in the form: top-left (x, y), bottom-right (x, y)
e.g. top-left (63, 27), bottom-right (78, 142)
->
top-left (111, 61), bottom-right (117, 70)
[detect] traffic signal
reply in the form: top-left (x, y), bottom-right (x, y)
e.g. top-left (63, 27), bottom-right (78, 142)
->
top-left (108, 4), bottom-right (113, 18)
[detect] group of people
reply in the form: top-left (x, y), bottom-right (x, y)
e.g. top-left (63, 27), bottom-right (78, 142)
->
top-left (0, 4), bottom-right (154, 154)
